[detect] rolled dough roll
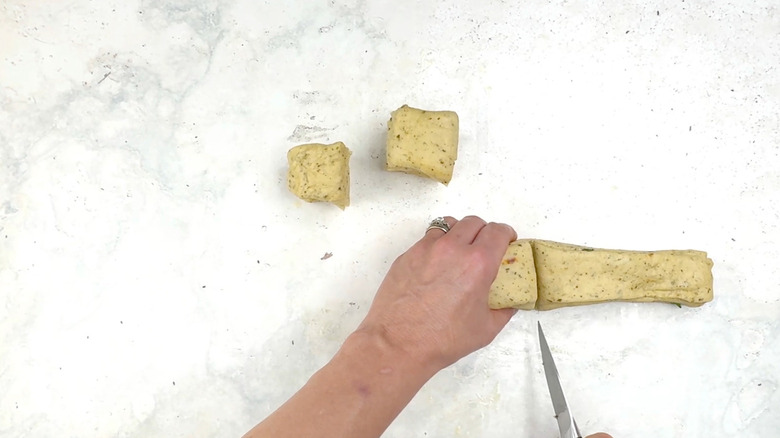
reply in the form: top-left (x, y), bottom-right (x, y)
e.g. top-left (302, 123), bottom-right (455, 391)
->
top-left (488, 240), bottom-right (714, 310)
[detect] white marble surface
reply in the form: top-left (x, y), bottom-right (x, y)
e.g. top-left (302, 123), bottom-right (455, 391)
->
top-left (2, 0), bottom-right (779, 436)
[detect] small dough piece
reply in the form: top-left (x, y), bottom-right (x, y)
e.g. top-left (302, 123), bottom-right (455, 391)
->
top-left (488, 240), bottom-right (537, 310)
top-left (287, 142), bottom-right (351, 209)
top-left (531, 240), bottom-right (714, 310)
top-left (386, 104), bottom-right (459, 185)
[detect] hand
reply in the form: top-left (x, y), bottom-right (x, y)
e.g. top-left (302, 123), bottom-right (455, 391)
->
top-left (356, 215), bottom-right (518, 372)
top-left (586, 434), bottom-right (613, 438)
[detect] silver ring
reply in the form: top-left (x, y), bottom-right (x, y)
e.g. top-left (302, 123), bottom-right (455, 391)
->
top-left (426, 217), bottom-right (451, 234)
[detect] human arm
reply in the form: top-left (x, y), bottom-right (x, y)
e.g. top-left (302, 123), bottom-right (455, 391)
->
top-left (243, 216), bottom-right (517, 438)
top-left (243, 215), bottom-right (613, 438)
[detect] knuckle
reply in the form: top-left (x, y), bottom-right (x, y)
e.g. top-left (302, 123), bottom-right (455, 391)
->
top-left (487, 221), bottom-right (510, 233)
top-left (462, 215), bottom-right (486, 224)
top-left (485, 222), bottom-right (516, 240)
top-left (485, 222), bottom-right (501, 234)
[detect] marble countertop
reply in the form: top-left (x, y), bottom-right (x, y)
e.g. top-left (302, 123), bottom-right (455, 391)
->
top-left (2, 1), bottom-right (778, 436)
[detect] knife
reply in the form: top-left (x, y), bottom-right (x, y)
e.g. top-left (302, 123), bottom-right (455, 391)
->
top-left (538, 322), bottom-right (582, 438)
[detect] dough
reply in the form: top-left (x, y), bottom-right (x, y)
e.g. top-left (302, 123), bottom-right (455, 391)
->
top-left (386, 104), bottom-right (459, 185)
top-left (488, 240), bottom-right (714, 310)
top-left (488, 240), bottom-right (537, 310)
top-left (287, 142), bottom-right (351, 209)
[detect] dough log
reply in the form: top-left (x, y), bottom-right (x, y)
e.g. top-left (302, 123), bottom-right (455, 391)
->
top-left (488, 240), bottom-right (714, 310)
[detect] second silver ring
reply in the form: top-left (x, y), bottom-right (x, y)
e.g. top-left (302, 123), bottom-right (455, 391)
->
top-left (426, 217), bottom-right (451, 234)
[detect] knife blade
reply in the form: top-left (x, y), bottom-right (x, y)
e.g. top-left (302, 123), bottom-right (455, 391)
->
top-left (538, 322), bottom-right (582, 438)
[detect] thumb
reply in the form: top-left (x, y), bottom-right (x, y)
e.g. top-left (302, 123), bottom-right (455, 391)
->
top-left (586, 434), bottom-right (612, 438)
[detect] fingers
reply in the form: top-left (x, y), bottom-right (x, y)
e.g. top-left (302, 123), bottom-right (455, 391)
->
top-left (472, 221), bottom-right (517, 265)
top-left (585, 434), bottom-right (612, 438)
top-left (422, 217), bottom-right (516, 258)
top-left (444, 215), bottom-right (487, 244)
top-left (474, 221), bottom-right (517, 245)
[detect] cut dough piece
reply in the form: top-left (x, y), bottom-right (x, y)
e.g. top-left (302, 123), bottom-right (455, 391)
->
top-left (386, 104), bottom-right (459, 185)
top-left (287, 142), bottom-right (351, 209)
top-left (531, 240), bottom-right (714, 310)
top-left (488, 240), bottom-right (537, 310)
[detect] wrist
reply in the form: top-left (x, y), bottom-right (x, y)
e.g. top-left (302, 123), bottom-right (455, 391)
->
top-left (341, 326), bottom-right (441, 384)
